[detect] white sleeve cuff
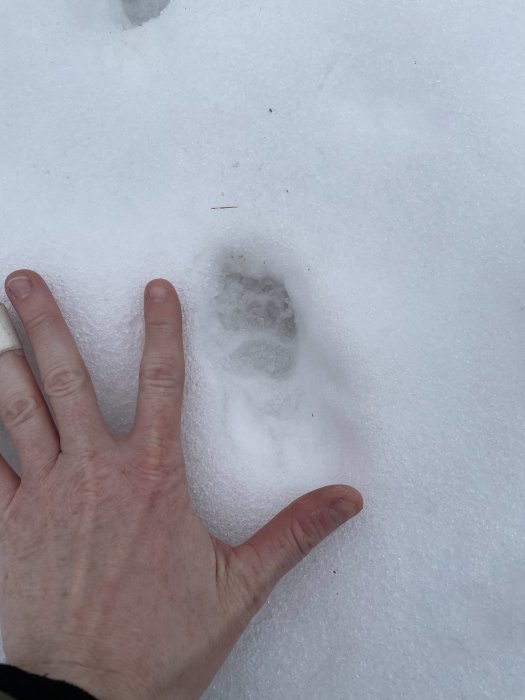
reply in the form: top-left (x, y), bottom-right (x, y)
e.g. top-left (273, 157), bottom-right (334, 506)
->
top-left (0, 304), bottom-right (22, 356)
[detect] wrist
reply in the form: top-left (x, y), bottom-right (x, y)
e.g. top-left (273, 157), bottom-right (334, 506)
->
top-left (0, 663), bottom-right (98, 699)
top-left (7, 658), bottom-right (145, 700)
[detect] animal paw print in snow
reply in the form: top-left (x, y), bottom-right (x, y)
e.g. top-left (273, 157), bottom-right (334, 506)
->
top-left (215, 271), bottom-right (298, 380)
top-left (122, 0), bottom-right (170, 26)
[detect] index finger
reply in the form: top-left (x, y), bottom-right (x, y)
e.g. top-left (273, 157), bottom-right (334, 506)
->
top-left (5, 270), bottom-right (111, 455)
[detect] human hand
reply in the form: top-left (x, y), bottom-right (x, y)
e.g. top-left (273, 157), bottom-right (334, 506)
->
top-left (0, 270), bottom-right (363, 700)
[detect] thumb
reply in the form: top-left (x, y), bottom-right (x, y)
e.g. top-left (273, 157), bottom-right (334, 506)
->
top-left (233, 485), bottom-right (363, 612)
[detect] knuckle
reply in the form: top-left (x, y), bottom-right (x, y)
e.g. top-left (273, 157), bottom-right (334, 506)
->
top-left (147, 318), bottom-right (175, 331)
top-left (288, 514), bottom-right (323, 558)
top-left (133, 435), bottom-right (176, 473)
top-left (1, 393), bottom-right (42, 429)
top-left (131, 443), bottom-right (187, 497)
top-left (24, 310), bottom-right (58, 334)
top-left (140, 360), bottom-right (182, 394)
top-left (141, 440), bottom-right (171, 466)
top-left (43, 364), bottom-right (86, 399)
top-left (146, 319), bottom-right (177, 340)
top-left (67, 460), bottom-right (115, 511)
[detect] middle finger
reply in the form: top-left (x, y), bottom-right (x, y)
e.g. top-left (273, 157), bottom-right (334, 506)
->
top-left (5, 271), bottom-right (112, 454)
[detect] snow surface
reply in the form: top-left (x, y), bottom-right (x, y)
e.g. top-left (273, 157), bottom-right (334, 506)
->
top-left (1, 1), bottom-right (525, 698)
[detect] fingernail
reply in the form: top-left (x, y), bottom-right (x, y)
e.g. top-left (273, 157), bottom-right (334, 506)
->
top-left (148, 283), bottom-right (168, 301)
top-left (6, 275), bottom-right (32, 300)
top-left (328, 499), bottom-right (360, 525)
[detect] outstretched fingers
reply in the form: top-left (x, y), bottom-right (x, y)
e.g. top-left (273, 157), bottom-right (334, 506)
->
top-left (132, 280), bottom-right (185, 459)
